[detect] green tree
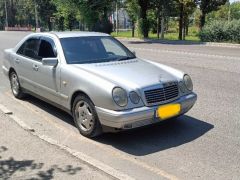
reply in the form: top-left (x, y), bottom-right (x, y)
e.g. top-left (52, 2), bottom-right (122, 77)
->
top-left (199, 0), bottom-right (227, 29)
top-left (138, 0), bottom-right (150, 38)
top-left (177, 0), bottom-right (197, 40)
top-left (0, 0), bottom-right (35, 28)
top-left (150, 0), bottom-right (176, 39)
top-left (125, 0), bottom-right (139, 37)
top-left (15, 0), bottom-right (35, 26)
top-left (183, 0), bottom-right (197, 37)
top-left (53, 0), bottom-right (79, 31)
top-left (37, 0), bottom-right (56, 31)
top-left (63, 0), bottom-right (113, 33)
top-left (206, 2), bottom-right (229, 22)
top-left (230, 2), bottom-right (240, 20)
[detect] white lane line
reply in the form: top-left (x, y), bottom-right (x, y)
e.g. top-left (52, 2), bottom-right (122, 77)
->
top-left (0, 104), bottom-right (134, 180)
top-left (130, 47), bottom-right (240, 61)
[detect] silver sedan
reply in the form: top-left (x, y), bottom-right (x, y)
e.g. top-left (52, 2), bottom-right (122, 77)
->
top-left (2, 32), bottom-right (197, 138)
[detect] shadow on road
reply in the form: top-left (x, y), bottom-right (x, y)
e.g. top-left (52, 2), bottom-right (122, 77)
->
top-left (126, 39), bottom-right (205, 46)
top-left (0, 146), bottom-right (81, 180)
top-left (21, 95), bottom-right (213, 156)
top-left (22, 95), bottom-right (74, 126)
top-left (95, 115), bottom-right (213, 156)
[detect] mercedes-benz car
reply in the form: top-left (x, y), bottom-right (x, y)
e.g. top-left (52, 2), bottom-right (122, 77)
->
top-left (2, 32), bottom-right (197, 138)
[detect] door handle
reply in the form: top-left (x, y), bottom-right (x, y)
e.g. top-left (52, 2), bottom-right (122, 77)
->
top-left (33, 64), bottom-right (39, 71)
top-left (15, 59), bottom-right (20, 64)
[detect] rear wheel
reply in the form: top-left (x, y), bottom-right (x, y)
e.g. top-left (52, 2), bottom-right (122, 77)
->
top-left (9, 71), bottom-right (25, 99)
top-left (72, 95), bottom-right (102, 138)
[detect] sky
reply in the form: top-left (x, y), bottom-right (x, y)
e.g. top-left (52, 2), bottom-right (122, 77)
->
top-left (230, 0), bottom-right (240, 3)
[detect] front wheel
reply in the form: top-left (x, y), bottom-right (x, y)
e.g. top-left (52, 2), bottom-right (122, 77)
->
top-left (9, 71), bottom-right (25, 99)
top-left (72, 95), bottom-right (102, 138)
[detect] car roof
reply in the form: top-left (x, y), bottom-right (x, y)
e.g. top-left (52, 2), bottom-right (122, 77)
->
top-left (48, 31), bottom-right (110, 39)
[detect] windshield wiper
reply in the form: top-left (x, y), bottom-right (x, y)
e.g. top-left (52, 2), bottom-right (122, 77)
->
top-left (116, 56), bottom-right (134, 61)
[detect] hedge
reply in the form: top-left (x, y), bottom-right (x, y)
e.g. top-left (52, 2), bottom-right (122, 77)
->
top-left (199, 20), bottom-right (240, 43)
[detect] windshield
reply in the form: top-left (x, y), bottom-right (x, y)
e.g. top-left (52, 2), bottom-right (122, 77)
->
top-left (60, 36), bottom-right (136, 64)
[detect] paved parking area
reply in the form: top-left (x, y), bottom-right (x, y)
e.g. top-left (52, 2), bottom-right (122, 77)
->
top-left (0, 31), bottom-right (240, 180)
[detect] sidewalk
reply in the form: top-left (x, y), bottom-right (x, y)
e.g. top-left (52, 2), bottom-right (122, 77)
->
top-left (0, 111), bottom-right (112, 180)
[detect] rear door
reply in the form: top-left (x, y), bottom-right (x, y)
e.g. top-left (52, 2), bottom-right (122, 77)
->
top-left (14, 37), bottom-right (41, 92)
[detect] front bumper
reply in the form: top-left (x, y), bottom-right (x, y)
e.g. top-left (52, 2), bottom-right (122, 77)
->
top-left (96, 93), bottom-right (197, 129)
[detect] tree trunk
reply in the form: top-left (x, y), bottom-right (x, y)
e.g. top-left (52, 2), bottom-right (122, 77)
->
top-left (160, 11), bottom-right (164, 39)
top-left (138, 0), bottom-right (149, 38)
top-left (157, 9), bottom-right (160, 39)
top-left (178, 3), bottom-right (184, 40)
top-left (48, 20), bottom-right (52, 31)
top-left (166, 17), bottom-right (169, 31)
top-left (131, 20), bottom-right (135, 37)
top-left (183, 24), bottom-right (186, 40)
top-left (186, 19), bottom-right (189, 36)
top-left (199, 13), bottom-right (206, 30)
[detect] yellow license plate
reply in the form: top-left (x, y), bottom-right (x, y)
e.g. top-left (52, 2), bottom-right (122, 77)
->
top-left (156, 104), bottom-right (181, 120)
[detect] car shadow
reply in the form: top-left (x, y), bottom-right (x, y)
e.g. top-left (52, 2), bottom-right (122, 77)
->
top-left (22, 95), bottom-right (213, 156)
top-left (126, 39), bottom-right (206, 46)
top-left (22, 95), bottom-right (75, 126)
top-left (95, 115), bottom-right (213, 156)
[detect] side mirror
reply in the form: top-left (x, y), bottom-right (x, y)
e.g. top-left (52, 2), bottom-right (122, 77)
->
top-left (42, 58), bottom-right (58, 67)
top-left (132, 51), bottom-right (136, 56)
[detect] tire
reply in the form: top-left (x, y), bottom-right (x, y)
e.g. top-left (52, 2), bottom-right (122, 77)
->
top-left (72, 95), bottom-right (102, 138)
top-left (9, 71), bottom-right (25, 99)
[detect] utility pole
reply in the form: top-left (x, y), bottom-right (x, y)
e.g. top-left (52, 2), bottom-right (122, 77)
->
top-left (4, 0), bottom-right (8, 28)
top-left (34, 0), bottom-right (39, 30)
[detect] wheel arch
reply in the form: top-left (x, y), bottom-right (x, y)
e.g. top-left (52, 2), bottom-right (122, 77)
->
top-left (8, 67), bottom-right (16, 79)
top-left (70, 90), bottom-right (95, 112)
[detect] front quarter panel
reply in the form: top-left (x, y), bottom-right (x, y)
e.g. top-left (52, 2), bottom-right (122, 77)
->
top-left (60, 65), bottom-right (119, 111)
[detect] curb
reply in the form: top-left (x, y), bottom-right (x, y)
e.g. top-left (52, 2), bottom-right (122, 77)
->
top-left (0, 104), bottom-right (135, 180)
top-left (116, 37), bottom-right (240, 48)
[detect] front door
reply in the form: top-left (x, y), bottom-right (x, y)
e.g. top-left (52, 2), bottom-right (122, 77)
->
top-left (31, 36), bottom-right (61, 104)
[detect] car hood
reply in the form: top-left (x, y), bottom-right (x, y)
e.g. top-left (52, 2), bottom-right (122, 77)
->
top-left (73, 58), bottom-right (179, 89)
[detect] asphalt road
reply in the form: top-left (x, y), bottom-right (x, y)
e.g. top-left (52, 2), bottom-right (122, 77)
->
top-left (0, 31), bottom-right (240, 180)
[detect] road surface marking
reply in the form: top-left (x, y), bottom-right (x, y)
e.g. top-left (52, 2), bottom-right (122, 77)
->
top-left (5, 92), bottom-right (179, 180)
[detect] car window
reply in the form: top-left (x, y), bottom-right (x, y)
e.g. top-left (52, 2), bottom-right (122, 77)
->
top-left (38, 38), bottom-right (57, 58)
top-left (17, 38), bottom-right (41, 60)
top-left (60, 36), bottom-right (135, 64)
top-left (101, 38), bottom-right (126, 57)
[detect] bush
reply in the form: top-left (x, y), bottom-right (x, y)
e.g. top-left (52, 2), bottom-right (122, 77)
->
top-left (199, 20), bottom-right (240, 43)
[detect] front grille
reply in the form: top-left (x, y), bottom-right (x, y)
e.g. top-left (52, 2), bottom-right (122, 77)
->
top-left (144, 83), bottom-right (179, 105)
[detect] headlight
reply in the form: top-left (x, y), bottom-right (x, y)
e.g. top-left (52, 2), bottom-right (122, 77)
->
top-left (129, 91), bottom-right (140, 104)
top-left (183, 74), bottom-right (193, 91)
top-left (112, 87), bottom-right (128, 107)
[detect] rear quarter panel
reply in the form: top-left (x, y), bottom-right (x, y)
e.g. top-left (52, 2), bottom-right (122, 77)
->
top-left (2, 48), bottom-right (16, 77)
